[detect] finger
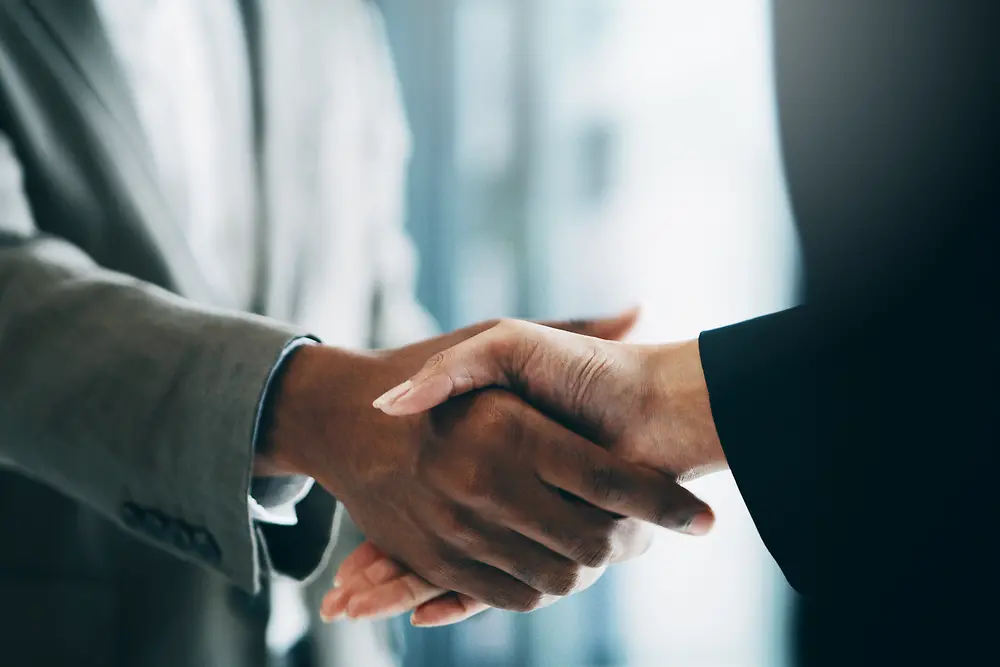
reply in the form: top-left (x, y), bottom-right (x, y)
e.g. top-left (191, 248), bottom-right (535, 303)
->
top-left (411, 593), bottom-right (490, 627)
top-left (333, 541), bottom-right (385, 587)
top-left (321, 557), bottom-right (405, 621)
top-left (419, 559), bottom-right (555, 614)
top-left (346, 574), bottom-right (447, 620)
top-left (483, 482), bottom-right (633, 568)
top-left (413, 585), bottom-right (563, 628)
top-left (483, 407), bottom-right (711, 553)
top-left (320, 587), bottom-right (348, 623)
top-left (437, 514), bottom-right (600, 597)
top-left (536, 430), bottom-right (715, 535)
top-left (538, 306), bottom-right (640, 342)
top-left (432, 400), bottom-right (643, 572)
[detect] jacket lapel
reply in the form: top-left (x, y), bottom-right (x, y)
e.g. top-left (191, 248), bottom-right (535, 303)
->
top-left (19, 0), bottom-right (216, 303)
top-left (243, 0), bottom-right (305, 322)
top-left (25, 0), bottom-right (148, 159)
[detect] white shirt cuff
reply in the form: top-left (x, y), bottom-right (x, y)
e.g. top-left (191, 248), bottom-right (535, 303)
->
top-left (249, 477), bottom-right (317, 526)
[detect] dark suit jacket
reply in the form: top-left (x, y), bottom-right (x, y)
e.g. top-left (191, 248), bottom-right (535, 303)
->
top-left (699, 3), bottom-right (998, 665)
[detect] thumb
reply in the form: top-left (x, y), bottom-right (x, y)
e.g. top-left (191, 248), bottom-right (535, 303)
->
top-left (373, 319), bottom-right (593, 417)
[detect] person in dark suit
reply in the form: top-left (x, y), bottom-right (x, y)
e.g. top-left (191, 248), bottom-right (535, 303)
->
top-left (326, 2), bottom-right (999, 663)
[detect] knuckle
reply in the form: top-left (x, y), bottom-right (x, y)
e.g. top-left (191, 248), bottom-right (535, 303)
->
top-left (609, 516), bottom-right (637, 541)
top-left (429, 557), bottom-right (463, 589)
top-left (462, 463), bottom-right (496, 498)
top-left (545, 564), bottom-right (584, 597)
top-left (571, 535), bottom-right (615, 569)
top-left (485, 332), bottom-right (516, 359)
top-left (505, 589), bottom-right (546, 613)
top-left (471, 391), bottom-right (505, 424)
top-left (475, 577), bottom-right (544, 613)
top-left (520, 589), bottom-right (547, 613)
top-left (497, 321), bottom-right (540, 369)
top-left (423, 351), bottom-right (447, 371)
top-left (456, 527), bottom-right (485, 552)
top-left (414, 447), bottom-right (449, 484)
top-left (479, 587), bottom-right (516, 611)
top-left (473, 392), bottom-right (520, 437)
top-left (482, 388), bottom-right (517, 414)
top-left (615, 517), bottom-right (654, 557)
top-left (495, 318), bottom-right (524, 334)
top-left (493, 319), bottom-right (538, 366)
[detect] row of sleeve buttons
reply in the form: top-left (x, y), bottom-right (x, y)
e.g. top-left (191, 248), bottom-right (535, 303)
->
top-left (121, 502), bottom-right (222, 565)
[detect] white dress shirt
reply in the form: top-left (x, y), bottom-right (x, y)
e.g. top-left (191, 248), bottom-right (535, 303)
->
top-left (93, 0), bottom-right (317, 650)
top-left (93, 0), bottom-right (314, 527)
top-left (95, 0), bottom-right (257, 307)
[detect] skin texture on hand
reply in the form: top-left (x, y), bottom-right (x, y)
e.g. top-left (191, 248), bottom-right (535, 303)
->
top-left (373, 319), bottom-right (727, 481)
top-left (321, 541), bottom-right (492, 626)
top-left (322, 319), bottom-right (728, 628)
top-left (261, 314), bottom-right (715, 616)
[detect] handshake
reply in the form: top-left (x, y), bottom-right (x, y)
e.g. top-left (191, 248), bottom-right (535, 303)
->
top-left (260, 310), bottom-right (729, 627)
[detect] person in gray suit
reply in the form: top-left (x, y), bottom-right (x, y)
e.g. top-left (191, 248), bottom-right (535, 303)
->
top-left (0, 1), bottom-right (711, 665)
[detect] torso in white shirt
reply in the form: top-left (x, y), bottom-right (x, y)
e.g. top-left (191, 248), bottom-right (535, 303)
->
top-left (95, 0), bottom-right (257, 309)
top-left (93, 0), bottom-right (311, 650)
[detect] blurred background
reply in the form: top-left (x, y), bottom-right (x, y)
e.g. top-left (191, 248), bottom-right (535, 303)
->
top-left (335, 0), bottom-right (801, 665)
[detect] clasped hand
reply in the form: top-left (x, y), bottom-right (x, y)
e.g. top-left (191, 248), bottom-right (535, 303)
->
top-left (262, 314), bottom-right (724, 627)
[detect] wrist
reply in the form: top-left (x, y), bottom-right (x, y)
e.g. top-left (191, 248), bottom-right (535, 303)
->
top-left (647, 340), bottom-right (727, 479)
top-left (260, 344), bottom-right (384, 490)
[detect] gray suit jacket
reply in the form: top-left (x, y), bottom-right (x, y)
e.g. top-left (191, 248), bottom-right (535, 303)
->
top-left (0, 1), bottom-right (432, 665)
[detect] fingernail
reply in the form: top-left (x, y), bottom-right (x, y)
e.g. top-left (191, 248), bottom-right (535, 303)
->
top-left (320, 589), bottom-right (347, 623)
top-left (683, 511), bottom-right (715, 536)
top-left (332, 576), bottom-right (342, 588)
top-left (373, 380), bottom-right (413, 412)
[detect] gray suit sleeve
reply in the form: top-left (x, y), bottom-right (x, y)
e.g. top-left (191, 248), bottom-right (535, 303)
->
top-left (0, 134), bottom-right (306, 593)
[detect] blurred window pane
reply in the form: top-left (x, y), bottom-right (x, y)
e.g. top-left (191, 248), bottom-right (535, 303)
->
top-left (377, 1), bottom-right (798, 666)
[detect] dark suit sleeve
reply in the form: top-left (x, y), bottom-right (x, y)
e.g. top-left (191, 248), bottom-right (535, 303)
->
top-left (699, 260), bottom-right (997, 599)
top-left (697, 1), bottom-right (999, 600)
top-left (699, 308), bottom-right (822, 595)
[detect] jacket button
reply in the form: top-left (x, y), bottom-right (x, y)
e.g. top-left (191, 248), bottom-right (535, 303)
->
top-left (191, 529), bottom-right (222, 566)
top-left (167, 522), bottom-right (193, 552)
top-left (144, 511), bottom-right (170, 540)
top-left (121, 502), bottom-right (144, 528)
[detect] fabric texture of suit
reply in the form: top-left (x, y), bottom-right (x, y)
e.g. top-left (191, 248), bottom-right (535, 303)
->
top-left (699, 2), bottom-right (998, 665)
top-left (0, 1), bottom-right (434, 665)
